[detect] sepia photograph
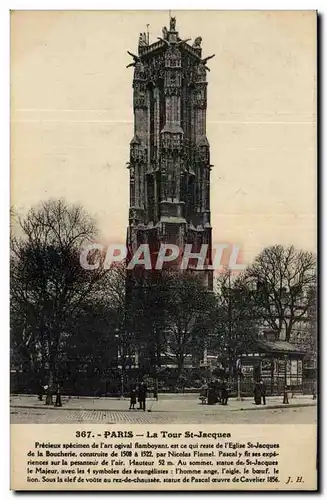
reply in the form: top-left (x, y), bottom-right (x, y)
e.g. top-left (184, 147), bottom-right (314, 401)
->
top-left (9, 9), bottom-right (318, 491)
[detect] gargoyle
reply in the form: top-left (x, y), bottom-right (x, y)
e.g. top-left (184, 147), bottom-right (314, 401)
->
top-left (176, 38), bottom-right (191, 45)
top-left (126, 51), bottom-right (141, 68)
top-left (201, 54), bottom-right (215, 65)
top-left (200, 54), bottom-right (215, 71)
top-left (157, 37), bottom-right (191, 47)
top-left (157, 36), bottom-right (170, 46)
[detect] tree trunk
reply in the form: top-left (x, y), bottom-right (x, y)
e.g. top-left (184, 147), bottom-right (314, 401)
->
top-left (156, 343), bottom-right (161, 368)
top-left (176, 356), bottom-right (185, 392)
top-left (228, 352), bottom-right (234, 381)
top-left (45, 368), bottom-right (54, 405)
top-left (285, 322), bottom-right (293, 343)
top-left (176, 357), bottom-right (184, 376)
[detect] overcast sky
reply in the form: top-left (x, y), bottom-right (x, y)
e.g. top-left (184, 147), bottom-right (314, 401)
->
top-left (11, 10), bottom-right (316, 264)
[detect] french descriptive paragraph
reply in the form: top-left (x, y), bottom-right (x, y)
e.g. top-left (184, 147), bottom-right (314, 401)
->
top-left (25, 429), bottom-right (282, 486)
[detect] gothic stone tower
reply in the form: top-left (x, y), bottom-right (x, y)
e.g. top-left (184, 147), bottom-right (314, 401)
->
top-left (127, 17), bottom-right (214, 282)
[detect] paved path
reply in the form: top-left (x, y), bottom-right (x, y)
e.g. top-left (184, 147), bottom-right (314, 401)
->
top-left (10, 394), bottom-right (316, 424)
top-left (10, 405), bottom-right (316, 424)
top-left (10, 393), bottom-right (316, 412)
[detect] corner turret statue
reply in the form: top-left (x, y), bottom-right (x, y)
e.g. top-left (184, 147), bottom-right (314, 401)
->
top-left (138, 32), bottom-right (147, 46)
top-left (193, 36), bottom-right (202, 48)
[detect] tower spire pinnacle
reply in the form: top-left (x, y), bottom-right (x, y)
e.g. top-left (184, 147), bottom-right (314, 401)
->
top-left (146, 24), bottom-right (150, 44)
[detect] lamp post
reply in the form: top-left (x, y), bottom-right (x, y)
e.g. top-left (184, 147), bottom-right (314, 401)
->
top-left (236, 358), bottom-right (243, 401)
top-left (120, 373), bottom-right (124, 399)
top-left (283, 354), bottom-right (289, 404)
top-left (225, 270), bottom-right (235, 389)
top-left (114, 331), bottom-right (124, 399)
top-left (44, 360), bottom-right (53, 406)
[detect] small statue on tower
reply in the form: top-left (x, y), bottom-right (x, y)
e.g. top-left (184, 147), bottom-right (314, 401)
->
top-left (193, 36), bottom-right (202, 48)
top-left (138, 32), bottom-right (147, 46)
top-left (170, 16), bottom-right (176, 31)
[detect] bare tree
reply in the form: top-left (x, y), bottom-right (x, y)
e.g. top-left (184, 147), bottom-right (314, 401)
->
top-left (213, 268), bottom-right (259, 374)
top-left (126, 270), bottom-right (216, 381)
top-left (163, 271), bottom-right (216, 378)
top-left (10, 199), bottom-right (108, 400)
top-left (125, 269), bottom-right (171, 379)
top-left (296, 284), bottom-right (317, 379)
top-left (245, 245), bottom-right (316, 342)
